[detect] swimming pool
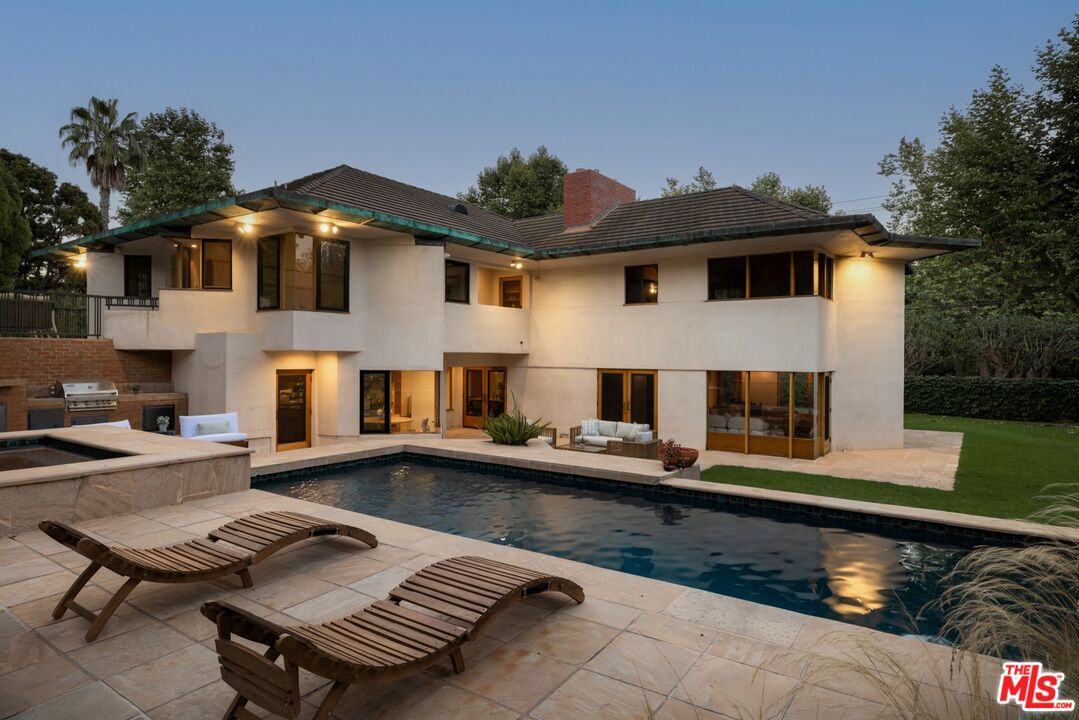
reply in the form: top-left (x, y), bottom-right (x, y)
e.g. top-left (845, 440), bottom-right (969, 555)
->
top-left (259, 455), bottom-right (993, 638)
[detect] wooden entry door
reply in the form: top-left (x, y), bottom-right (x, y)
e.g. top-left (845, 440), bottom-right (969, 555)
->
top-left (276, 370), bottom-right (312, 451)
top-left (597, 370), bottom-right (657, 429)
top-left (463, 367), bottom-right (507, 428)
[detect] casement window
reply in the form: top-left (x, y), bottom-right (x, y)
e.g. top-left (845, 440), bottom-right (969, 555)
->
top-left (169, 239), bottom-right (232, 290)
top-left (708, 251), bottom-right (833, 300)
top-left (445, 260), bottom-right (470, 303)
top-left (258, 233), bottom-right (349, 311)
top-left (625, 264), bottom-right (658, 304)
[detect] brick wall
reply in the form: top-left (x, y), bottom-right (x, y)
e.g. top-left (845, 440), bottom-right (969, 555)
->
top-left (563, 168), bottom-right (636, 228)
top-left (0, 338), bottom-right (171, 385)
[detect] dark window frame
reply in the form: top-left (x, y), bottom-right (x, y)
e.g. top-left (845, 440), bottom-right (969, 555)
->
top-left (257, 236), bottom-right (280, 310)
top-left (445, 259), bottom-right (470, 304)
top-left (315, 237), bottom-right (350, 312)
top-left (200, 239), bottom-right (232, 290)
top-left (625, 264), bottom-right (659, 304)
top-left (707, 256), bottom-right (747, 300)
top-left (707, 251), bottom-right (836, 301)
top-left (257, 233), bottom-right (350, 312)
top-left (123, 255), bottom-right (153, 298)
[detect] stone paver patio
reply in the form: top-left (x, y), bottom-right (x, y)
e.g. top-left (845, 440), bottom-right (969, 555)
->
top-left (0, 488), bottom-right (1009, 720)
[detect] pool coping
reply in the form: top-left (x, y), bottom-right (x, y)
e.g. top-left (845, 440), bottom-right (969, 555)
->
top-left (251, 441), bottom-right (1079, 544)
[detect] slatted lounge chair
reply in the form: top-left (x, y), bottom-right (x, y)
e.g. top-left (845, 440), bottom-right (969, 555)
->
top-left (39, 511), bottom-right (378, 642)
top-left (201, 554), bottom-right (585, 720)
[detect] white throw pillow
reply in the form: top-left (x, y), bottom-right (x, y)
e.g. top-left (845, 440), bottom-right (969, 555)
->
top-left (580, 419), bottom-right (599, 436)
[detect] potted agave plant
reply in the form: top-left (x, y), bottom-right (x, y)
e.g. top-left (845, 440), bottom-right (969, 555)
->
top-left (657, 439), bottom-right (698, 471)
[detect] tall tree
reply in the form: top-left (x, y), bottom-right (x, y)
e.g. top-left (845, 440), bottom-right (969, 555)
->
top-left (880, 17), bottom-right (1079, 317)
top-left (118, 107), bottom-right (236, 224)
top-left (660, 166), bottom-right (717, 197)
top-left (59, 96), bottom-right (143, 227)
top-left (0, 162), bottom-right (32, 288)
top-left (459, 146), bottom-right (566, 219)
top-left (0, 150), bottom-right (102, 290)
top-left (749, 171), bottom-right (833, 213)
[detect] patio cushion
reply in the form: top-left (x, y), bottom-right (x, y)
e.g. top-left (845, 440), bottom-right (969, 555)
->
top-left (189, 432), bottom-right (248, 443)
top-left (597, 420), bottom-right (618, 436)
top-left (197, 420), bottom-right (231, 436)
top-left (580, 419), bottom-right (599, 436)
top-left (636, 430), bottom-right (653, 443)
top-left (615, 422), bottom-right (637, 439)
top-left (579, 435), bottom-right (611, 447)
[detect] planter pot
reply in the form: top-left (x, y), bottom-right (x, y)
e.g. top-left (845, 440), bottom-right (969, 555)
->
top-left (660, 447), bottom-right (699, 471)
top-left (157, 423), bottom-right (168, 433)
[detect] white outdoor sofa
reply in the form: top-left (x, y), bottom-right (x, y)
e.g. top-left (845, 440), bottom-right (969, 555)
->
top-left (178, 412), bottom-right (248, 447)
top-left (570, 419), bottom-right (653, 447)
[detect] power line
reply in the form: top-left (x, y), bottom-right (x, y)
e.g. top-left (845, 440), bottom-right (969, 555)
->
top-left (833, 194), bottom-right (888, 204)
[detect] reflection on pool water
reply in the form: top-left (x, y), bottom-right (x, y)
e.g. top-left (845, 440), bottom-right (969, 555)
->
top-left (259, 457), bottom-right (981, 637)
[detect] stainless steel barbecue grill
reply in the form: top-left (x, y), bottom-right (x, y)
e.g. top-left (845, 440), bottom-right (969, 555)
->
top-left (59, 380), bottom-right (119, 412)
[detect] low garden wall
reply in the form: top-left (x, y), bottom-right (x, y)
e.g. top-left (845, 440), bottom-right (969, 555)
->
top-left (905, 376), bottom-right (1079, 422)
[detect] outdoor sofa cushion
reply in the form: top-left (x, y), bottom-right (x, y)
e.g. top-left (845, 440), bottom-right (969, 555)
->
top-left (82, 419), bottom-right (132, 429)
top-left (597, 419), bottom-right (618, 436)
top-left (580, 419), bottom-right (599, 436)
top-left (179, 412), bottom-right (247, 443)
top-left (578, 435), bottom-right (613, 446)
top-left (197, 420), bottom-right (231, 436)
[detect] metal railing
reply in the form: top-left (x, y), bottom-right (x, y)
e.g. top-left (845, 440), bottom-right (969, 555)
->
top-left (0, 291), bottom-right (158, 338)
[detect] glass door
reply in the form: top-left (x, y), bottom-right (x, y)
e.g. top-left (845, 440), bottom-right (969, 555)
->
top-left (463, 368), bottom-right (485, 428)
top-left (361, 371), bottom-right (390, 434)
top-left (276, 370), bottom-right (311, 451)
top-left (597, 370), bottom-right (657, 429)
top-left (486, 369), bottom-right (506, 418)
top-left (598, 371), bottom-right (625, 422)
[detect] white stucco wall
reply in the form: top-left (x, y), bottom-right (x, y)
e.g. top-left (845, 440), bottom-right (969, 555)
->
top-left (830, 257), bottom-right (905, 450)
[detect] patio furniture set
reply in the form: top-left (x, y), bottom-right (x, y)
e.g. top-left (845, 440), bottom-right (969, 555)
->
top-left (566, 418), bottom-right (659, 459)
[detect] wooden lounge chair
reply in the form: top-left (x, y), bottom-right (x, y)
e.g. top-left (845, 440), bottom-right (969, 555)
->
top-left (201, 555), bottom-right (585, 720)
top-left (40, 511), bottom-right (378, 642)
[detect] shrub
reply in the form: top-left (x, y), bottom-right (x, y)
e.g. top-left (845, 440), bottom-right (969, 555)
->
top-left (905, 376), bottom-right (1079, 421)
top-left (481, 393), bottom-right (550, 446)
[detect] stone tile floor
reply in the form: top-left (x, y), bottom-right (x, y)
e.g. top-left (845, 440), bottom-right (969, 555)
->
top-left (0, 489), bottom-right (1010, 720)
top-left (700, 429), bottom-right (963, 490)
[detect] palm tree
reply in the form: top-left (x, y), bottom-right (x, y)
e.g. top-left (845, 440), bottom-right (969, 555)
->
top-left (59, 97), bottom-right (143, 227)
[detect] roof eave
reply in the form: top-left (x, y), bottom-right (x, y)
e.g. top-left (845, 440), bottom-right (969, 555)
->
top-left (31, 187), bottom-right (542, 259)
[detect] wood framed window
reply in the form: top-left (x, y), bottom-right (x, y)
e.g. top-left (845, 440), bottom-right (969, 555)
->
top-left (499, 276), bottom-right (522, 308)
top-left (708, 251), bottom-right (833, 301)
top-left (201, 240), bottom-right (232, 289)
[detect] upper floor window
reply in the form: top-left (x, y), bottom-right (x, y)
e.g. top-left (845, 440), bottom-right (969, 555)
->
top-left (445, 260), bottom-right (470, 303)
top-left (258, 233), bottom-right (349, 311)
top-left (169, 239), bottom-right (232, 290)
top-left (625, 264), bottom-right (658, 304)
top-left (708, 251), bottom-right (831, 300)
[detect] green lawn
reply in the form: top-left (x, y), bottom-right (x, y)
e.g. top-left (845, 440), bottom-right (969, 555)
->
top-left (699, 414), bottom-right (1079, 521)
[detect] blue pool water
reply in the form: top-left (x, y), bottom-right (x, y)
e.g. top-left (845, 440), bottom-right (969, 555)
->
top-left (259, 456), bottom-right (988, 637)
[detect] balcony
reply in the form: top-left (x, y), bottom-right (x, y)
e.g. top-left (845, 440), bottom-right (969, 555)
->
top-left (0, 291), bottom-right (156, 339)
top-left (443, 302), bottom-right (531, 355)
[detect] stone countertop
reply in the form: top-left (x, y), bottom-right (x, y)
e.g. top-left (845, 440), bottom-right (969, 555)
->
top-left (0, 426), bottom-right (251, 489)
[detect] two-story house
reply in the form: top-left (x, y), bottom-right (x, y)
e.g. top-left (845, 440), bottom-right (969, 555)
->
top-left (35, 165), bottom-right (976, 457)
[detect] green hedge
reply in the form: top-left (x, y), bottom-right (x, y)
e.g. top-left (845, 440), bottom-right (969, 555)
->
top-left (905, 376), bottom-right (1079, 422)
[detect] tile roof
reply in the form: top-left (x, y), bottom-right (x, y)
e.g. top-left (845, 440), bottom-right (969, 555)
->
top-left (37, 164), bottom-right (978, 259)
top-left (280, 165), bottom-right (523, 246)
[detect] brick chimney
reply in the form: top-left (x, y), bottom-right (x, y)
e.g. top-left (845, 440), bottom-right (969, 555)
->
top-left (562, 169), bottom-right (635, 229)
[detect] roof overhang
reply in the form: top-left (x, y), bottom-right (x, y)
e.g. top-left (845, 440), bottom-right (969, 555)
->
top-left (32, 187), bottom-right (540, 259)
top-left (34, 196), bottom-right (979, 262)
top-left (535, 214), bottom-right (980, 259)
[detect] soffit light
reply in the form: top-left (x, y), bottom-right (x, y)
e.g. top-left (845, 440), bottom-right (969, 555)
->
top-left (860, 251), bottom-right (875, 258)
top-left (510, 260), bottom-right (523, 269)
top-left (319, 222), bottom-right (339, 235)
top-left (239, 221), bottom-right (254, 234)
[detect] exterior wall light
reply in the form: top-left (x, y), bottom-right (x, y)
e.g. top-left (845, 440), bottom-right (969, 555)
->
top-left (74, 254), bottom-right (87, 269)
top-left (240, 221), bottom-right (254, 233)
top-left (860, 251), bottom-right (875, 258)
top-left (511, 261), bottom-right (523, 269)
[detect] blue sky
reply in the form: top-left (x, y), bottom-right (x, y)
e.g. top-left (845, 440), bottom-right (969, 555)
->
top-left (1, 1), bottom-right (1074, 223)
